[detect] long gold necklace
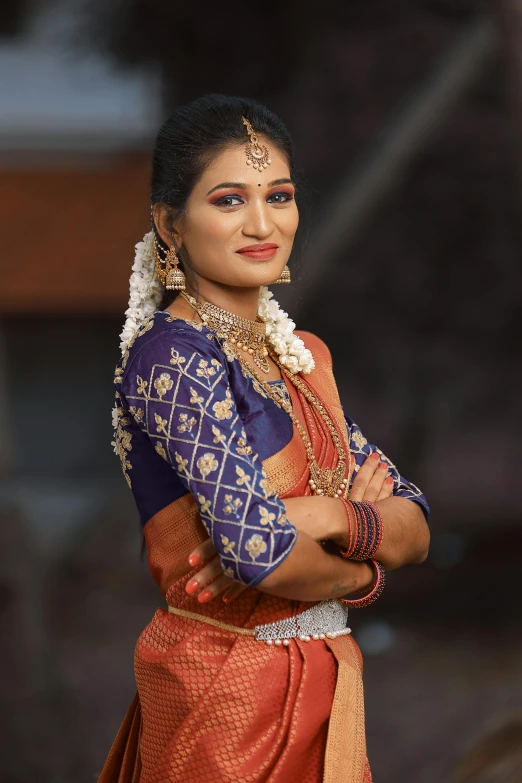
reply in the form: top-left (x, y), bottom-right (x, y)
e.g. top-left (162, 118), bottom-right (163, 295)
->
top-left (250, 349), bottom-right (349, 498)
top-left (180, 291), bottom-right (270, 373)
top-left (181, 292), bottom-right (349, 498)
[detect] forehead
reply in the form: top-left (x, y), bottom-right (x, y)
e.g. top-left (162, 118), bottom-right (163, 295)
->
top-left (196, 140), bottom-right (291, 192)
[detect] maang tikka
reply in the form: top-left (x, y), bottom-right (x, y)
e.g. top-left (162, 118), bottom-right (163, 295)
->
top-left (242, 117), bottom-right (271, 171)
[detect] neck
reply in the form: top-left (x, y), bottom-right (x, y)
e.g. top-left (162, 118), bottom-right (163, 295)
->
top-left (185, 280), bottom-right (260, 321)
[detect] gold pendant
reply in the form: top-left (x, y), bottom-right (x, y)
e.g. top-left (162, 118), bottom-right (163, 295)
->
top-left (308, 460), bottom-right (348, 497)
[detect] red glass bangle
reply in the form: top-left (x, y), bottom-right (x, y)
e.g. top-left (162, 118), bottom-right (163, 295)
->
top-left (338, 498), bottom-right (356, 558)
top-left (339, 560), bottom-right (385, 608)
top-left (338, 500), bottom-right (383, 561)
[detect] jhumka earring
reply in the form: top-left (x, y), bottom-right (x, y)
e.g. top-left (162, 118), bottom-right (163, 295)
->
top-left (274, 265), bottom-right (291, 284)
top-left (154, 236), bottom-right (186, 291)
top-left (242, 116), bottom-right (271, 170)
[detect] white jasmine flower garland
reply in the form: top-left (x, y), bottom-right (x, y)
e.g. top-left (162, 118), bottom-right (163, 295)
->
top-left (119, 231), bottom-right (163, 354)
top-left (257, 286), bottom-right (315, 374)
top-left (119, 232), bottom-right (315, 375)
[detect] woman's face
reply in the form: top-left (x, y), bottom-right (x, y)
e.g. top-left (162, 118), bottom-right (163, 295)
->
top-left (163, 139), bottom-right (298, 289)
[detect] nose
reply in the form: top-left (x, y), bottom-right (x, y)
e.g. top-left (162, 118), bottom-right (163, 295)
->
top-left (241, 198), bottom-right (273, 240)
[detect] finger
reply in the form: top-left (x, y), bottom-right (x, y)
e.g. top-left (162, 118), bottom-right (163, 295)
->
top-left (222, 583), bottom-right (248, 604)
top-left (348, 453), bottom-right (381, 501)
top-left (361, 461), bottom-right (388, 502)
top-left (377, 476), bottom-right (394, 501)
top-left (187, 537), bottom-right (217, 568)
top-left (185, 555), bottom-right (222, 596)
top-left (196, 573), bottom-right (235, 604)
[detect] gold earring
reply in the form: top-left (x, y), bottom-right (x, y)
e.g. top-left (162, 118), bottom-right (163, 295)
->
top-left (154, 238), bottom-right (186, 291)
top-left (164, 246), bottom-right (186, 291)
top-left (274, 265), bottom-right (291, 284)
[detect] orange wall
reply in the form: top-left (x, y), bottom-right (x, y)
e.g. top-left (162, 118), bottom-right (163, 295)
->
top-left (0, 154), bottom-right (152, 313)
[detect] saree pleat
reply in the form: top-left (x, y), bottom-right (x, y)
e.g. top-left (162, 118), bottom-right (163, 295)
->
top-left (99, 332), bottom-right (370, 782)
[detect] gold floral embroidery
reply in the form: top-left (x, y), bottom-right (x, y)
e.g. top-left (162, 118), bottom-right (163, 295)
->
top-left (129, 406), bottom-right (144, 424)
top-left (220, 534), bottom-right (236, 554)
top-left (245, 534), bottom-right (267, 561)
top-left (220, 340), bottom-right (237, 363)
top-left (223, 566), bottom-right (235, 578)
top-left (136, 375), bottom-right (147, 395)
top-left (196, 359), bottom-right (217, 380)
top-left (175, 452), bottom-right (188, 473)
top-left (197, 452), bottom-right (219, 478)
top-left (259, 506), bottom-right (276, 526)
top-left (114, 366), bottom-right (123, 385)
top-left (197, 493), bottom-right (211, 514)
top-left (177, 413), bottom-right (197, 434)
top-left (212, 425), bottom-right (226, 445)
top-left (155, 413), bottom-right (168, 434)
top-left (170, 349), bottom-right (186, 367)
top-left (236, 433), bottom-right (252, 456)
top-left (235, 465), bottom-right (252, 487)
top-left (154, 372), bottom-right (174, 398)
top-left (190, 388), bottom-right (204, 405)
top-left (259, 476), bottom-right (275, 498)
top-left (113, 425), bottom-right (133, 487)
top-left (351, 430), bottom-right (367, 449)
top-left (155, 441), bottom-right (167, 460)
top-left (213, 389), bottom-right (234, 421)
top-left (223, 494), bottom-right (243, 515)
top-left (277, 513), bottom-right (289, 527)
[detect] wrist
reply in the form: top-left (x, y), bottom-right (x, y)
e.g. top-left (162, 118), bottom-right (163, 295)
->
top-left (337, 499), bottom-right (383, 561)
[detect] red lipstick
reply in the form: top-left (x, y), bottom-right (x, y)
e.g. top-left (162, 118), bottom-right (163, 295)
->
top-left (236, 243), bottom-right (278, 260)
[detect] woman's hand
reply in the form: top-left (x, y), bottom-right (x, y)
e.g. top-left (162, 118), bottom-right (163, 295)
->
top-left (185, 451), bottom-right (394, 604)
top-left (185, 538), bottom-right (248, 605)
top-left (348, 452), bottom-right (394, 502)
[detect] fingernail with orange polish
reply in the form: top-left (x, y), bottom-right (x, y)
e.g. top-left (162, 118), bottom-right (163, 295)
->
top-left (385, 477), bottom-right (394, 485)
top-left (188, 554), bottom-right (200, 567)
top-left (379, 462), bottom-right (387, 469)
top-left (370, 452), bottom-right (380, 460)
top-left (198, 591), bottom-right (213, 603)
top-left (186, 579), bottom-right (199, 595)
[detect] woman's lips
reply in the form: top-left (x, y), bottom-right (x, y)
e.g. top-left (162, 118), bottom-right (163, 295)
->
top-left (236, 243), bottom-right (278, 260)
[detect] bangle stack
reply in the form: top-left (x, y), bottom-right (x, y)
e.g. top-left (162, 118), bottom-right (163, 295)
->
top-left (339, 560), bottom-right (386, 608)
top-left (338, 499), bottom-right (383, 561)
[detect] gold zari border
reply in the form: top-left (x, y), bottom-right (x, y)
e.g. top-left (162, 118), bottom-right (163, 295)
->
top-left (168, 605), bottom-right (256, 636)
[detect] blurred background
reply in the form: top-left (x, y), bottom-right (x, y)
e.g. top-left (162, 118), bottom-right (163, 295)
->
top-left (1, 1), bottom-right (521, 781)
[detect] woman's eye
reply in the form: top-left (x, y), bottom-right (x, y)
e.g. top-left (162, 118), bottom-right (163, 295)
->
top-left (267, 192), bottom-right (294, 204)
top-left (214, 195), bottom-right (244, 207)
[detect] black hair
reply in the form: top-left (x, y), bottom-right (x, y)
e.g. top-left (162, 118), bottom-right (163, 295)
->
top-left (150, 93), bottom-right (300, 308)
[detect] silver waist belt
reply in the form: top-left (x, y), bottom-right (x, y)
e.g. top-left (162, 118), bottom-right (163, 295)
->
top-left (167, 598), bottom-right (351, 646)
top-left (254, 598), bottom-right (351, 646)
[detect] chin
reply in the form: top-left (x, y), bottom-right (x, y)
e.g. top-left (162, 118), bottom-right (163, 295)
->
top-left (231, 262), bottom-right (286, 288)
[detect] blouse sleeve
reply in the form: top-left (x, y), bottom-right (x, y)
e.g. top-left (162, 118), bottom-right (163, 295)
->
top-left (345, 413), bottom-right (430, 521)
top-left (121, 328), bottom-right (297, 587)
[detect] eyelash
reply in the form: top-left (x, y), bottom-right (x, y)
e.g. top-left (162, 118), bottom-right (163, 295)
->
top-left (213, 192), bottom-right (294, 208)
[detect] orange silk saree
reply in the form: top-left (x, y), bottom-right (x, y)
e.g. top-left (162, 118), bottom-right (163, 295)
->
top-left (99, 332), bottom-right (372, 783)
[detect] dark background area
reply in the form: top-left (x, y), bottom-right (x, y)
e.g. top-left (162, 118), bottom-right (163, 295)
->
top-left (0, 1), bottom-right (521, 781)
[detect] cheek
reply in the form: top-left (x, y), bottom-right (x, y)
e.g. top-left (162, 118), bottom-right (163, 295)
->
top-left (278, 205), bottom-right (299, 238)
top-left (190, 210), bottom-right (239, 244)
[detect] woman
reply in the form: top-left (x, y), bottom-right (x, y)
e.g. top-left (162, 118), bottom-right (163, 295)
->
top-left (103, 94), bottom-right (430, 783)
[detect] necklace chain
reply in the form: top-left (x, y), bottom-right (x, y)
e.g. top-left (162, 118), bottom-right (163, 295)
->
top-left (180, 291), bottom-right (270, 373)
top-left (179, 292), bottom-right (349, 498)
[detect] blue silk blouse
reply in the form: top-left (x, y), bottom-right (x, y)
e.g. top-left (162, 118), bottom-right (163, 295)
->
top-left (113, 311), bottom-right (429, 587)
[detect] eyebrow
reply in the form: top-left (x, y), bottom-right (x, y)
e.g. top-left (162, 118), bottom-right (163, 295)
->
top-left (206, 178), bottom-right (294, 196)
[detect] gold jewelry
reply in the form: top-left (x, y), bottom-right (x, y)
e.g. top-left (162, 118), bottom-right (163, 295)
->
top-left (181, 291), bottom-right (270, 374)
top-left (154, 236), bottom-right (186, 291)
top-left (238, 348), bottom-right (349, 498)
top-left (274, 264), bottom-right (291, 284)
top-left (241, 116), bottom-right (271, 171)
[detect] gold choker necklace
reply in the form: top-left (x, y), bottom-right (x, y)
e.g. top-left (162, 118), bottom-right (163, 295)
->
top-left (181, 292), bottom-right (270, 374)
